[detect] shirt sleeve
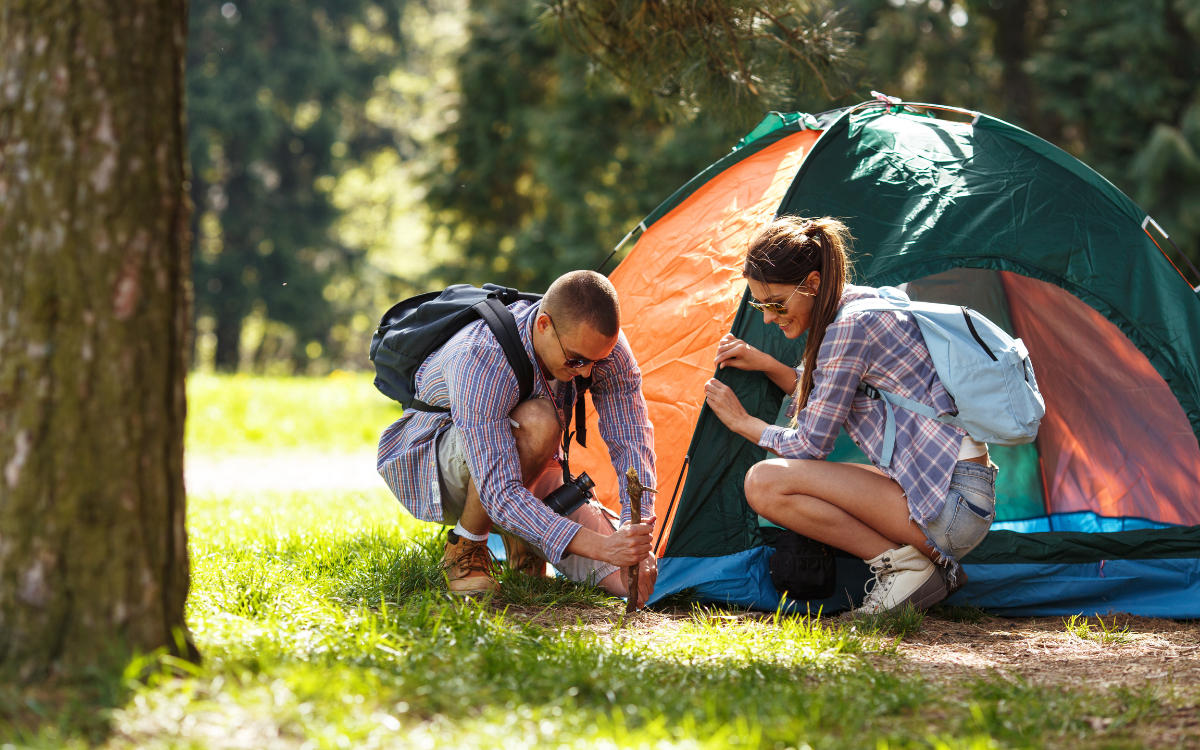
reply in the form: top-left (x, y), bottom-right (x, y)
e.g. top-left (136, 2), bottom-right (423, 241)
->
top-left (759, 315), bottom-right (871, 460)
top-left (590, 332), bottom-right (657, 526)
top-left (443, 340), bottom-right (581, 563)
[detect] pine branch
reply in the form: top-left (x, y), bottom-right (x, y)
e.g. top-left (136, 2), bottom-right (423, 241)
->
top-left (541, 0), bottom-right (861, 124)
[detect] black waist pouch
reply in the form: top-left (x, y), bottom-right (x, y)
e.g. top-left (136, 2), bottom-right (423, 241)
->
top-left (769, 530), bottom-right (837, 600)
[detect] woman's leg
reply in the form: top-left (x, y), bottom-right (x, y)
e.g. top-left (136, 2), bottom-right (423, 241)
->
top-left (744, 458), bottom-right (931, 560)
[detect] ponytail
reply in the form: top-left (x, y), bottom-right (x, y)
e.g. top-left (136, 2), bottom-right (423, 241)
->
top-left (743, 216), bottom-right (853, 414)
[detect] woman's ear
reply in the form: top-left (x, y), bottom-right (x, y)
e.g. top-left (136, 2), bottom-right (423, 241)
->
top-left (806, 270), bottom-right (821, 294)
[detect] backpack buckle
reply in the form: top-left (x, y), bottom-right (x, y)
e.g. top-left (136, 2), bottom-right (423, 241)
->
top-left (860, 383), bottom-right (881, 400)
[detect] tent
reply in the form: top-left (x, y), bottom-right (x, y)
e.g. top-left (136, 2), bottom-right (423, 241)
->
top-left (570, 100), bottom-right (1200, 618)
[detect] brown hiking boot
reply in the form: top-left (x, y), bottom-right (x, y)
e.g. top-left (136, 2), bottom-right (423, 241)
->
top-left (442, 530), bottom-right (498, 595)
top-left (502, 534), bottom-right (548, 577)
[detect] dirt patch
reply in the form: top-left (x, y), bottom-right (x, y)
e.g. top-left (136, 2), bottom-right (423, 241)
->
top-left (898, 614), bottom-right (1200, 691)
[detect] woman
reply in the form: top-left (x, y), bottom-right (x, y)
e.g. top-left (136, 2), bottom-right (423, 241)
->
top-left (703, 216), bottom-right (997, 616)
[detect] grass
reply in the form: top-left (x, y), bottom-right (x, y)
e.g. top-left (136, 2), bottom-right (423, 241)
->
top-left (0, 375), bottom-right (1177, 747)
top-left (185, 371), bottom-right (403, 454)
top-left (5, 486), bottom-right (1168, 749)
top-left (1063, 614), bottom-right (1135, 646)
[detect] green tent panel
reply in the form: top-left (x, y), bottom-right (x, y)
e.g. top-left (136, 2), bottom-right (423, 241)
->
top-left (635, 102), bottom-right (1200, 617)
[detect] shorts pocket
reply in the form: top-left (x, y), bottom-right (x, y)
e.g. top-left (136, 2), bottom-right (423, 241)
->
top-left (942, 490), bottom-right (994, 556)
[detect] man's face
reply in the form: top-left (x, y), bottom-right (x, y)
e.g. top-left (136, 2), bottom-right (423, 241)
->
top-left (534, 313), bottom-right (619, 381)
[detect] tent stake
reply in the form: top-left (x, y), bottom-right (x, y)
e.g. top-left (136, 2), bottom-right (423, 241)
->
top-left (625, 467), bottom-right (655, 613)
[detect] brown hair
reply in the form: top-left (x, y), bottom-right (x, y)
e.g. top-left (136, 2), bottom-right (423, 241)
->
top-left (543, 270), bottom-right (621, 337)
top-left (743, 216), bottom-right (853, 411)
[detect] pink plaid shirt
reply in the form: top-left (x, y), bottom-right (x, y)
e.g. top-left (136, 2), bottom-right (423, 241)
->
top-left (758, 285), bottom-right (965, 525)
top-left (377, 301), bottom-right (656, 563)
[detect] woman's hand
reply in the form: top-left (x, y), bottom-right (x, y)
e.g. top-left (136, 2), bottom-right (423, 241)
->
top-left (704, 379), bottom-right (768, 444)
top-left (714, 334), bottom-right (800, 393)
top-left (714, 334), bottom-right (770, 372)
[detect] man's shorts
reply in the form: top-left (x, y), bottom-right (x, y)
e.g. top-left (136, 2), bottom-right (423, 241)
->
top-left (436, 425), bottom-right (620, 584)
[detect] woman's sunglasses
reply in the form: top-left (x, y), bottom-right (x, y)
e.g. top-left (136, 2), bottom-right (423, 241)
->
top-left (747, 284), bottom-right (815, 315)
top-left (547, 314), bottom-right (606, 369)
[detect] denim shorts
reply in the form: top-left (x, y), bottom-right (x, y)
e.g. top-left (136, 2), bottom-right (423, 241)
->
top-left (921, 460), bottom-right (998, 570)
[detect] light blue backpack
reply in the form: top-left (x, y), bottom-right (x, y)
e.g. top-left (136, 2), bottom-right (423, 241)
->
top-left (836, 286), bottom-right (1045, 468)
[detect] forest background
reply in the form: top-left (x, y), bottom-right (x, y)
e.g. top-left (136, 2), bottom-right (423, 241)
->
top-left (188, 0), bottom-right (1200, 376)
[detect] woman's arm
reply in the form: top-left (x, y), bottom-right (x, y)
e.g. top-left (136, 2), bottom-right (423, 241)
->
top-left (714, 334), bottom-right (798, 393)
top-left (703, 379), bottom-right (769, 444)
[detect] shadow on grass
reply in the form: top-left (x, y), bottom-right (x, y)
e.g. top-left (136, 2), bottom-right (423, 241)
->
top-left (0, 641), bottom-right (196, 747)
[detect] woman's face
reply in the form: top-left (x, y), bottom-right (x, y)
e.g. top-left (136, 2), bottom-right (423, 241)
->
top-left (746, 271), bottom-right (821, 340)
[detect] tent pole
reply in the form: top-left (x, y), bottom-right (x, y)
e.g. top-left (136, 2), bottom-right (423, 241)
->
top-left (1142, 216), bottom-right (1200, 292)
top-left (653, 454), bottom-right (690, 557)
top-left (596, 221), bottom-right (647, 275)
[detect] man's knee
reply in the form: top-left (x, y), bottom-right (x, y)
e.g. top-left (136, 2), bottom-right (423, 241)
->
top-left (510, 398), bottom-right (562, 467)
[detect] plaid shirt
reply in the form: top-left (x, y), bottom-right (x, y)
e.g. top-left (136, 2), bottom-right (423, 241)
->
top-left (758, 285), bottom-right (964, 525)
top-left (377, 301), bottom-right (656, 563)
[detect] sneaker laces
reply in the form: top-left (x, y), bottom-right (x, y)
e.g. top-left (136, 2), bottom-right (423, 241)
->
top-left (860, 559), bottom-right (894, 612)
top-left (455, 539), bottom-right (496, 576)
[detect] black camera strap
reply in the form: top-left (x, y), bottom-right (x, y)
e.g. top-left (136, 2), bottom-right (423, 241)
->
top-left (559, 375), bottom-right (592, 483)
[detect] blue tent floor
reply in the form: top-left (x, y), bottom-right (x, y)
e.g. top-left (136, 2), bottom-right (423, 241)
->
top-left (649, 548), bottom-right (1200, 619)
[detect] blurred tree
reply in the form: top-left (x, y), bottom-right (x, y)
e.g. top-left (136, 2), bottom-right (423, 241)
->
top-left (423, 0), bottom-right (742, 291)
top-left (0, 0), bottom-right (194, 678)
top-left (841, 0), bottom-right (1200, 267)
top-left (187, 0), bottom-right (409, 371)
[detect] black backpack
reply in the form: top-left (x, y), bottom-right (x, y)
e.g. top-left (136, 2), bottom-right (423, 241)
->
top-left (369, 283), bottom-right (592, 447)
top-left (768, 530), bottom-right (837, 601)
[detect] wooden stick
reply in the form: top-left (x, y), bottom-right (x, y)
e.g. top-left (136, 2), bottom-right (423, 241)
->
top-left (624, 467), bottom-right (656, 614)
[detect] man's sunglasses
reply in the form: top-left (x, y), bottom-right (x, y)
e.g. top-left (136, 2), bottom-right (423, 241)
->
top-left (547, 315), bottom-right (606, 370)
top-left (747, 284), bottom-right (815, 315)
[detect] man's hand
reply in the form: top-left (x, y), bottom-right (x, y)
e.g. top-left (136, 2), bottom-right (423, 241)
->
top-left (621, 553), bottom-right (657, 609)
top-left (565, 522), bottom-right (653, 568)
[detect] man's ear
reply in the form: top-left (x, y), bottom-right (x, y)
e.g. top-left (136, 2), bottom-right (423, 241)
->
top-left (535, 312), bottom-right (551, 333)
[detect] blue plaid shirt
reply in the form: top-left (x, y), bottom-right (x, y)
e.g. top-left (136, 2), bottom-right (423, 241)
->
top-left (378, 301), bottom-right (656, 563)
top-left (759, 285), bottom-right (965, 525)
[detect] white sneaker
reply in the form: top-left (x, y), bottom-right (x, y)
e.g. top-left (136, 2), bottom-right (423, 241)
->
top-left (852, 545), bottom-right (947, 616)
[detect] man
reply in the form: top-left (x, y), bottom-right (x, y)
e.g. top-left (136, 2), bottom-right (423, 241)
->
top-left (378, 270), bottom-right (658, 606)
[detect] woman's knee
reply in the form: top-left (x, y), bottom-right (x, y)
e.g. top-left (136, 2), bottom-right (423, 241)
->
top-left (744, 461), bottom-right (780, 513)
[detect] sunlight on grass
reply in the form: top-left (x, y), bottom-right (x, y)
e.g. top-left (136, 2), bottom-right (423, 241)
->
top-left (1063, 614), bottom-right (1134, 646)
top-left (4, 486), bottom-right (1168, 748)
top-left (186, 372), bottom-right (403, 454)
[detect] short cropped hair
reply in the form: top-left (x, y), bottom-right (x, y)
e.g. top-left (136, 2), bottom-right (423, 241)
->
top-left (542, 270), bottom-right (621, 337)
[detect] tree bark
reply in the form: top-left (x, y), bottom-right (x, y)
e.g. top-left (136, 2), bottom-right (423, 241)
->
top-left (0, 0), bottom-right (194, 680)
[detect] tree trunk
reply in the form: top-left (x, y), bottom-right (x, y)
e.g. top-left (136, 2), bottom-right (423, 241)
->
top-left (0, 0), bottom-right (194, 680)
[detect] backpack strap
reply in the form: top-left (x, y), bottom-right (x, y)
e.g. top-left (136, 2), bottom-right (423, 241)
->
top-left (858, 382), bottom-right (949, 468)
top-left (473, 296), bottom-right (536, 405)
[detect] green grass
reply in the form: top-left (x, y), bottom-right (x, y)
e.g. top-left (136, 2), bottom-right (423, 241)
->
top-left (1063, 614), bottom-right (1135, 646)
top-left (0, 375), bottom-right (1176, 747)
top-left (186, 372), bottom-right (403, 454)
top-left (4, 487), bottom-right (1170, 749)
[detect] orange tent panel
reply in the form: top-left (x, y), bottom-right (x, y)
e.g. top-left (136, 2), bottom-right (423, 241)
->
top-left (1002, 272), bottom-right (1200, 525)
top-left (570, 130), bottom-right (822, 551)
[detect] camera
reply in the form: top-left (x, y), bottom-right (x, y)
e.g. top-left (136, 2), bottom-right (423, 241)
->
top-left (542, 472), bottom-right (596, 517)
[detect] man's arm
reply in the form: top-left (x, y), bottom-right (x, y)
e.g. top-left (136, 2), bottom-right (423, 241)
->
top-left (590, 332), bottom-right (657, 526)
top-left (444, 342), bottom-right (582, 564)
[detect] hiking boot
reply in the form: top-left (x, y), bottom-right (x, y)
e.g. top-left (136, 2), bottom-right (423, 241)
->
top-left (851, 545), bottom-right (947, 616)
top-left (502, 534), bottom-right (548, 578)
top-left (442, 530), bottom-right (498, 595)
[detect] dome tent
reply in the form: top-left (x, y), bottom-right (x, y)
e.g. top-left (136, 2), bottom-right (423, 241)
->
top-left (570, 99), bottom-right (1200, 617)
